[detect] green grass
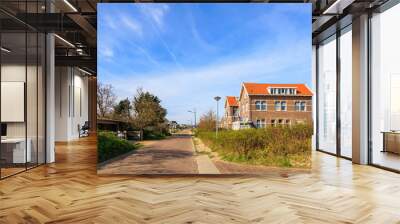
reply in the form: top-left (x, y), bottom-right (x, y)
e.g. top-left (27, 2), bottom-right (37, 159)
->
top-left (195, 124), bottom-right (313, 168)
top-left (98, 131), bottom-right (141, 163)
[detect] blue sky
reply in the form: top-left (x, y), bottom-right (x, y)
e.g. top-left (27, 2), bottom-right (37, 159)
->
top-left (98, 3), bottom-right (311, 124)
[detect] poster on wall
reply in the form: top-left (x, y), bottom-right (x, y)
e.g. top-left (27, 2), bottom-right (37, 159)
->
top-left (96, 3), bottom-right (313, 175)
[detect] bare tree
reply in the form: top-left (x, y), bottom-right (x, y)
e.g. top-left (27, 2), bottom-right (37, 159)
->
top-left (198, 110), bottom-right (216, 131)
top-left (97, 82), bottom-right (117, 118)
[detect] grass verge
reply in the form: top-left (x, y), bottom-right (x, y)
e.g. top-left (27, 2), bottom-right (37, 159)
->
top-left (195, 124), bottom-right (312, 168)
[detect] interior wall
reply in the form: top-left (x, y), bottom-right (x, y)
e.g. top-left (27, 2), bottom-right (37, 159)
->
top-left (55, 67), bottom-right (89, 141)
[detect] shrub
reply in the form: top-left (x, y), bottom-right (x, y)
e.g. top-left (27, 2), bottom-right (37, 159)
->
top-left (143, 129), bottom-right (169, 140)
top-left (98, 131), bottom-right (140, 163)
top-left (195, 124), bottom-right (313, 168)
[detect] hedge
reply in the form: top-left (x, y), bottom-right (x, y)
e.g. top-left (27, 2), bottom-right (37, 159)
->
top-left (98, 131), bottom-right (140, 163)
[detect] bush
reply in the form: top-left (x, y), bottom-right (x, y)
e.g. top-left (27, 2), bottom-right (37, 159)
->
top-left (98, 131), bottom-right (140, 163)
top-left (143, 129), bottom-right (169, 140)
top-left (195, 124), bottom-right (313, 168)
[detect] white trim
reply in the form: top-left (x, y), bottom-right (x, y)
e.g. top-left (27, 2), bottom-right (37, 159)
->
top-left (63, 0), bottom-right (78, 12)
top-left (54, 34), bottom-right (75, 48)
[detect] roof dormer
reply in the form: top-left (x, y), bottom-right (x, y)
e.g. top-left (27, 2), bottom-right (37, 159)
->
top-left (268, 87), bottom-right (297, 95)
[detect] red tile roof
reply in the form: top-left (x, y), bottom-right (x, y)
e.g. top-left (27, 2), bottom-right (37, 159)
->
top-left (242, 83), bottom-right (313, 96)
top-left (226, 96), bottom-right (238, 107)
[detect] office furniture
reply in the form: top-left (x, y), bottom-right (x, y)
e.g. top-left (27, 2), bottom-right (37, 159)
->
top-left (382, 131), bottom-right (400, 154)
top-left (1, 138), bottom-right (31, 164)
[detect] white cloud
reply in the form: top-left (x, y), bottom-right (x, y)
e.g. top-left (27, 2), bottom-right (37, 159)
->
top-left (102, 46), bottom-right (114, 57)
top-left (121, 15), bottom-right (143, 36)
top-left (140, 4), bottom-right (169, 29)
top-left (99, 45), bottom-right (114, 62)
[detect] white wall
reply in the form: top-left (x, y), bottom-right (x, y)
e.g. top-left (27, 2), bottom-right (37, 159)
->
top-left (54, 67), bottom-right (89, 141)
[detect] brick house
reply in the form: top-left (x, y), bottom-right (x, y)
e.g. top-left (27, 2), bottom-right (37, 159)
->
top-left (224, 83), bottom-right (313, 129)
top-left (222, 96), bottom-right (239, 129)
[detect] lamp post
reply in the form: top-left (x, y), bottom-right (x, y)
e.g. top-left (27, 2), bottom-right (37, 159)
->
top-left (188, 109), bottom-right (197, 128)
top-left (214, 96), bottom-right (221, 138)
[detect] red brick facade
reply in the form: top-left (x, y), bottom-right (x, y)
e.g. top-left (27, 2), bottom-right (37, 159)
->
top-left (223, 83), bottom-right (313, 129)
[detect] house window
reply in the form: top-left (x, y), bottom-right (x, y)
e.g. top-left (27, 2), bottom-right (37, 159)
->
top-left (300, 102), bottom-right (306, 111)
top-left (275, 101), bottom-right (281, 111)
top-left (261, 101), bottom-right (266, 111)
top-left (256, 119), bottom-right (266, 128)
top-left (281, 101), bottom-right (287, 111)
top-left (255, 101), bottom-right (261, 111)
top-left (270, 88), bottom-right (297, 95)
top-left (255, 101), bottom-right (267, 111)
top-left (295, 101), bottom-right (306, 111)
top-left (271, 119), bottom-right (276, 126)
top-left (233, 107), bottom-right (239, 117)
top-left (295, 101), bottom-right (301, 111)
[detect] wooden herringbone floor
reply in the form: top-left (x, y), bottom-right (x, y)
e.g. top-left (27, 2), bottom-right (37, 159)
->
top-left (1, 136), bottom-right (400, 223)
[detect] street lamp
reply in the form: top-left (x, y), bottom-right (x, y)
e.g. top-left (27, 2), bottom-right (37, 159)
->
top-left (214, 96), bottom-right (221, 138)
top-left (188, 109), bottom-right (197, 128)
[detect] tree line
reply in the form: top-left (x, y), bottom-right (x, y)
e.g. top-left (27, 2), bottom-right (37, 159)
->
top-left (97, 82), bottom-right (168, 138)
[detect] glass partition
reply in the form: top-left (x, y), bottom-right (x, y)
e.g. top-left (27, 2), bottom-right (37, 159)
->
top-left (339, 26), bottom-right (352, 158)
top-left (317, 35), bottom-right (337, 154)
top-left (0, 2), bottom-right (46, 179)
top-left (38, 32), bottom-right (45, 165)
top-left (370, 3), bottom-right (400, 171)
top-left (1, 31), bottom-right (28, 177)
top-left (27, 31), bottom-right (38, 169)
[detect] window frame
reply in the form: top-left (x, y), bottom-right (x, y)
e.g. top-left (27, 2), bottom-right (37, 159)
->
top-left (274, 101), bottom-right (281, 111)
top-left (281, 101), bottom-right (287, 111)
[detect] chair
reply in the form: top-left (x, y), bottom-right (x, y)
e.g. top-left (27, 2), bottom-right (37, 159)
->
top-left (79, 121), bottom-right (90, 138)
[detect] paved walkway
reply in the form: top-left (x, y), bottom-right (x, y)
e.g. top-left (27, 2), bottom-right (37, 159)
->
top-left (98, 133), bottom-right (220, 175)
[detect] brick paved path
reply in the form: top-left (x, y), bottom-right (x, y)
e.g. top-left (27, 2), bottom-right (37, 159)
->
top-left (98, 135), bottom-right (199, 175)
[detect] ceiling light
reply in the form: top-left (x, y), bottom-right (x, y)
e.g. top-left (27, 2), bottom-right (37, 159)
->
top-left (1, 47), bottom-right (11, 53)
top-left (322, 0), bottom-right (355, 15)
top-left (54, 34), bottom-right (75, 48)
top-left (78, 67), bottom-right (92, 76)
top-left (63, 0), bottom-right (78, 12)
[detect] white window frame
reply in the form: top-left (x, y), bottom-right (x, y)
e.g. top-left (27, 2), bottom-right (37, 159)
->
top-left (255, 100), bottom-right (267, 111)
top-left (261, 101), bottom-right (267, 111)
top-left (275, 101), bottom-right (281, 111)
